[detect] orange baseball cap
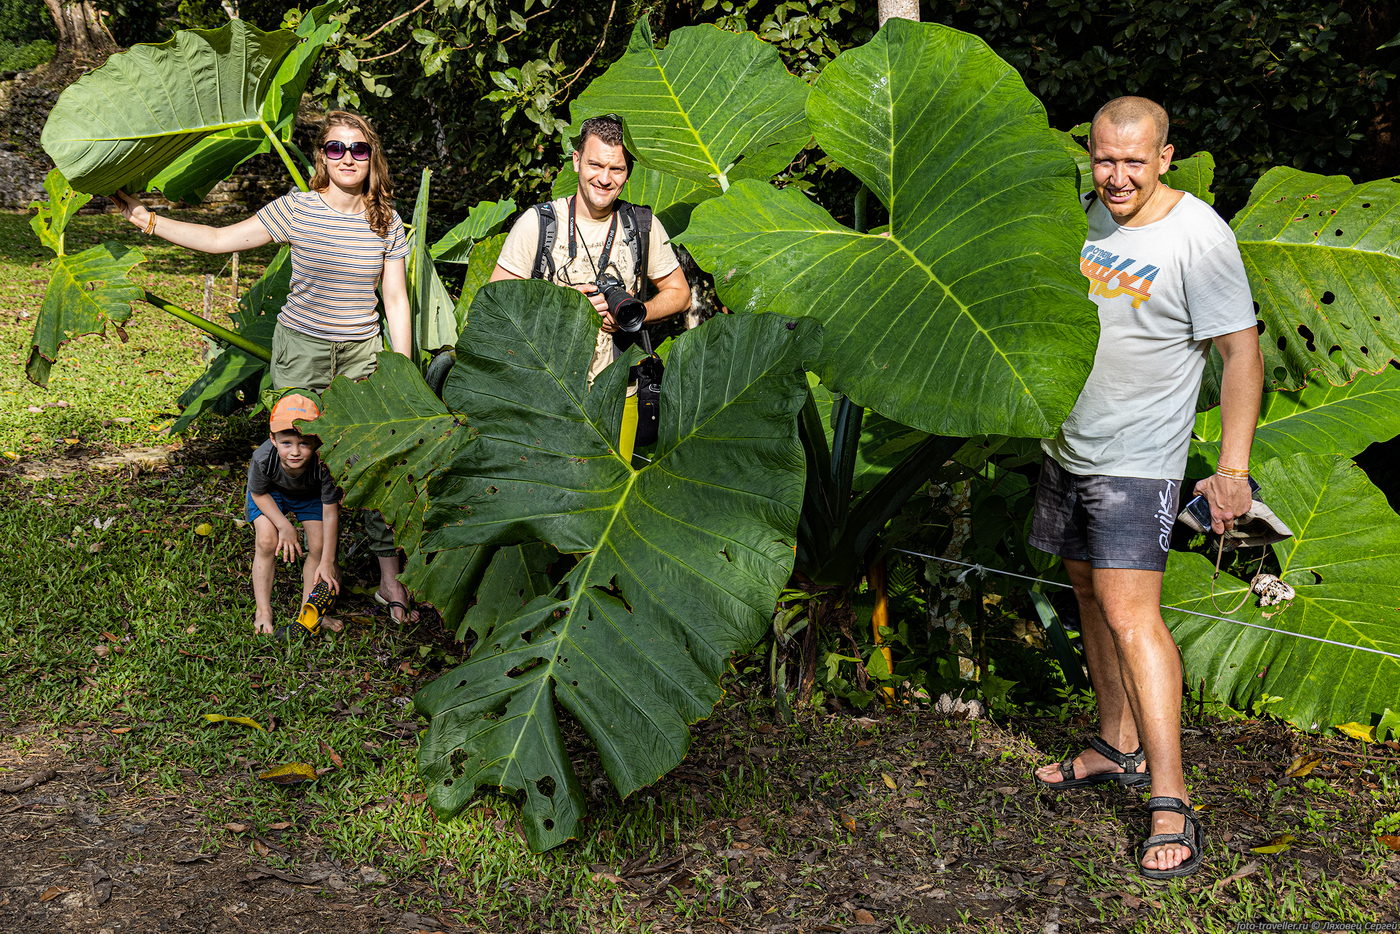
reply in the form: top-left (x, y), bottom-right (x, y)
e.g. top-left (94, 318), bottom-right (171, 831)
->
top-left (269, 393), bottom-right (321, 434)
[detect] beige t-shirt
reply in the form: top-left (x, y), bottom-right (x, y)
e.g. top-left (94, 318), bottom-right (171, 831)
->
top-left (497, 197), bottom-right (681, 384)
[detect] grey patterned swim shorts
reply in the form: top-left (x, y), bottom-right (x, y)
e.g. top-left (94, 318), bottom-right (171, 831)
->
top-left (1028, 455), bottom-right (1181, 572)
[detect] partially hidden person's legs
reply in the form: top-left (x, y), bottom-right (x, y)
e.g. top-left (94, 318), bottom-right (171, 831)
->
top-left (251, 515), bottom-right (278, 635)
top-left (1092, 567), bottom-right (1194, 874)
top-left (336, 334), bottom-right (417, 625)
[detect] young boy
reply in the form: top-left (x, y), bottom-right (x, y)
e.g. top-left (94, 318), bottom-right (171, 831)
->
top-left (246, 393), bottom-right (342, 635)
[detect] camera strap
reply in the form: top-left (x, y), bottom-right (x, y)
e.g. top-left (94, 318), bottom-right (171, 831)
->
top-left (567, 195), bottom-right (619, 283)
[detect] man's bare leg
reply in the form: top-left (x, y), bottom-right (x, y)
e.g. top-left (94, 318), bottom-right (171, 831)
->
top-left (1034, 558), bottom-right (1144, 783)
top-left (1093, 567), bottom-right (1193, 873)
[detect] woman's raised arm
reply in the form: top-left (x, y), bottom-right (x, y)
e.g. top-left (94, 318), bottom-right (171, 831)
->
top-left (112, 190), bottom-right (274, 254)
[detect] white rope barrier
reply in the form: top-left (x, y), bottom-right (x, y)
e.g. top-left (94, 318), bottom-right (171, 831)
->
top-left (890, 547), bottom-right (1400, 662)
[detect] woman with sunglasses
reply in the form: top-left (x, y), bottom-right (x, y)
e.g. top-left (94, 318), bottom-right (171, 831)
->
top-left (112, 111), bottom-right (419, 624)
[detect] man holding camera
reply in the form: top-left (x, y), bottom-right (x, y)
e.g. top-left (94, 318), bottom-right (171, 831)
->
top-left (490, 114), bottom-right (691, 456)
top-left (1028, 97), bottom-right (1263, 880)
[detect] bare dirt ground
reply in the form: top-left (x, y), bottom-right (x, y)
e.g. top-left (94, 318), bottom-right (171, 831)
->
top-left (4, 703), bottom-right (1399, 934)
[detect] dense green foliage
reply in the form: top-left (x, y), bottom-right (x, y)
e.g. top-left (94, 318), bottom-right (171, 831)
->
top-left (0, 38), bottom-right (54, 71)
top-left (0, 0), bottom-right (52, 43)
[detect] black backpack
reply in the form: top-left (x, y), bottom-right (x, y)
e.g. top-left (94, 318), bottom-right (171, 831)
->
top-left (530, 199), bottom-right (663, 449)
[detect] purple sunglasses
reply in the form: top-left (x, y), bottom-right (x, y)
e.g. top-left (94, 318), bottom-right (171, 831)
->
top-left (323, 140), bottom-right (372, 162)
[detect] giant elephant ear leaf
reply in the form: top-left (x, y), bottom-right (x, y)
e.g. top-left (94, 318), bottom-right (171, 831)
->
top-left (148, 2), bottom-right (344, 203)
top-left (1164, 454), bottom-right (1400, 731)
top-left (41, 19), bottom-right (302, 195)
top-left (411, 280), bottom-right (817, 850)
top-left (569, 20), bottom-right (809, 194)
top-left (1192, 363), bottom-right (1400, 470)
top-left (405, 169), bottom-right (460, 356)
top-left (683, 19), bottom-right (1097, 438)
top-left (1233, 167), bottom-right (1400, 391)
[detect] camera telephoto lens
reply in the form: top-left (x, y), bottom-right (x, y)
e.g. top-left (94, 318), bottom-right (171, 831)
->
top-left (597, 274), bottom-right (647, 332)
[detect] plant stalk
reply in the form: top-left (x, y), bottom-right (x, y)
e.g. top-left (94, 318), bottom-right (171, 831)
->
top-left (142, 290), bottom-right (271, 362)
top-left (869, 557), bottom-right (894, 707)
top-left (261, 120), bottom-right (309, 192)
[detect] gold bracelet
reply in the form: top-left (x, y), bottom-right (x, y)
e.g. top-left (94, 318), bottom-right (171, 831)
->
top-left (1215, 464), bottom-right (1250, 480)
top-left (144, 212), bottom-right (156, 236)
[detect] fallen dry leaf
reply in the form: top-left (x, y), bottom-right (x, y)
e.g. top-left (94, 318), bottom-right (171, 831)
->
top-left (1284, 753), bottom-right (1324, 779)
top-left (1377, 835), bottom-right (1400, 853)
top-left (194, 522), bottom-right (213, 536)
top-left (257, 762), bottom-right (317, 785)
top-left (1213, 860), bottom-right (1260, 889)
top-left (223, 822), bottom-right (250, 833)
top-left (1334, 722), bottom-right (1376, 742)
top-left (203, 714), bottom-right (265, 731)
top-left (110, 727), bottom-right (131, 735)
top-left (1250, 833), bottom-right (1297, 855)
top-left (319, 740), bottom-right (344, 769)
top-left (39, 886), bottom-right (66, 902)
top-left (853, 908), bottom-right (876, 924)
top-left (267, 821), bottom-right (293, 831)
top-left (881, 773), bottom-right (897, 790)
top-left (840, 813), bottom-right (857, 832)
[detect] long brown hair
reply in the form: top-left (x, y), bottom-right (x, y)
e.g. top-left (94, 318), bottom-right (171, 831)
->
top-left (308, 111), bottom-right (394, 238)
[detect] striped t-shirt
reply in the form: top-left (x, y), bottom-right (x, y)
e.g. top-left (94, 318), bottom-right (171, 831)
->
top-left (255, 191), bottom-right (410, 341)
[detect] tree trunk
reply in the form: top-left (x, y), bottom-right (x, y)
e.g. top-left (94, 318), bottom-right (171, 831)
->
top-left (42, 0), bottom-right (118, 61)
top-left (877, 0), bottom-right (920, 25)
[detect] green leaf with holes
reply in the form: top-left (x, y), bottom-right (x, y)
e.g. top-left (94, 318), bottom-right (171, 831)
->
top-left (1165, 151), bottom-right (1215, 205)
top-left (1232, 167), bottom-right (1400, 391)
top-left (1192, 364), bottom-right (1400, 472)
top-left (411, 279), bottom-right (816, 850)
top-left (1163, 453), bottom-right (1400, 731)
top-left (684, 19), bottom-right (1097, 437)
top-left (41, 18), bottom-right (303, 195)
top-left (312, 351), bottom-right (476, 556)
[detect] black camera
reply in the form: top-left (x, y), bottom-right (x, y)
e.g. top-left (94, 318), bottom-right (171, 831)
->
top-left (595, 273), bottom-right (647, 333)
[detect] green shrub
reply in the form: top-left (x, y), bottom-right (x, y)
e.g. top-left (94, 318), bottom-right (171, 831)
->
top-left (0, 38), bottom-right (54, 72)
top-left (0, 0), bottom-right (51, 44)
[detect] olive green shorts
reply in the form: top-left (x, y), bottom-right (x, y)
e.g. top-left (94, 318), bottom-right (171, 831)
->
top-left (270, 322), bottom-right (382, 392)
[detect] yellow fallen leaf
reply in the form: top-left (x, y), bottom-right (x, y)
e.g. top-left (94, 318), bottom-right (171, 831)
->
top-left (1284, 753), bottom-right (1324, 779)
top-left (1377, 835), bottom-right (1400, 853)
top-left (881, 772), bottom-right (897, 790)
top-left (1250, 833), bottom-right (1297, 854)
top-left (257, 762), bottom-right (317, 785)
top-left (1335, 722), bottom-right (1376, 742)
top-left (203, 714), bottom-right (265, 731)
top-left (2, 451), bottom-right (17, 460)
top-left (194, 522), bottom-right (213, 537)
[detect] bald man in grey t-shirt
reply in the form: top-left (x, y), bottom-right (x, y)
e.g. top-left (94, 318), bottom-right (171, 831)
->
top-left (1028, 97), bottom-right (1263, 880)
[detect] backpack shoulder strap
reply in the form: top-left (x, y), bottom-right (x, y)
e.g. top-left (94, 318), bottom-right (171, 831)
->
top-left (616, 200), bottom-right (655, 300)
top-left (532, 201), bottom-right (558, 280)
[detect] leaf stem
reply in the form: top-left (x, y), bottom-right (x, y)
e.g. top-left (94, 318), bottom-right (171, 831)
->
top-left (142, 290), bottom-right (271, 362)
top-left (261, 120), bottom-right (309, 192)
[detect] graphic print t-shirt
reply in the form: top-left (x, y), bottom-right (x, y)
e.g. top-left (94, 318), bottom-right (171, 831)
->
top-left (256, 191), bottom-right (409, 342)
top-left (1042, 192), bottom-right (1257, 480)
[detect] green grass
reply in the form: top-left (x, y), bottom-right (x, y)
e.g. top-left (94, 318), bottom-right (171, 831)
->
top-left (0, 209), bottom-right (277, 455)
top-left (2, 209), bottom-right (1397, 931)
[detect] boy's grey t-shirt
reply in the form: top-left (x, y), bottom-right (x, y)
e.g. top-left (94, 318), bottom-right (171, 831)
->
top-left (246, 439), bottom-right (342, 505)
top-left (1043, 192), bottom-right (1257, 480)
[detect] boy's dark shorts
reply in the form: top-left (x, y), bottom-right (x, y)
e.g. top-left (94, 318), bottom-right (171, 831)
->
top-left (246, 489), bottom-right (324, 524)
top-left (1028, 456), bottom-right (1181, 572)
